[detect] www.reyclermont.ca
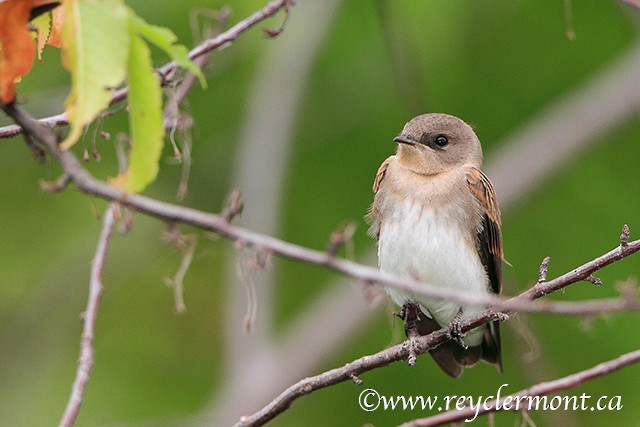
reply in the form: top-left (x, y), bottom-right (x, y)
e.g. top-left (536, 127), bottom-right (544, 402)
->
top-left (358, 384), bottom-right (623, 422)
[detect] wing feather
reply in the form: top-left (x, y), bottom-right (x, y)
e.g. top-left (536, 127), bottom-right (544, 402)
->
top-left (466, 167), bottom-right (503, 294)
top-left (372, 158), bottom-right (390, 193)
top-left (366, 158), bottom-right (391, 240)
top-left (466, 167), bottom-right (503, 372)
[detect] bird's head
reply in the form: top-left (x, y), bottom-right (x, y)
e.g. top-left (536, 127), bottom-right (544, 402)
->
top-left (394, 113), bottom-right (483, 175)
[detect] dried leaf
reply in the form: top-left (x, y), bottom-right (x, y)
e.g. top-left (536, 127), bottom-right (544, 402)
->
top-left (47, 6), bottom-right (64, 48)
top-left (0, 0), bottom-right (59, 103)
top-left (0, 1), bottom-right (36, 103)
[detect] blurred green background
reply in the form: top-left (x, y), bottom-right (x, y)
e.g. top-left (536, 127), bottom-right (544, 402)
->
top-left (1, 0), bottom-right (640, 426)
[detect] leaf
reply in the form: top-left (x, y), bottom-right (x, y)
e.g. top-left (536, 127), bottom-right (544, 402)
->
top-left (108, 11), bottom-right (164, 193)
top-left (47, 6), bottom-right (64, 48)
top-left (31, 12), bottom-right (52, 62)
top-left (0, 0), bottom-right (60, 103)
top-left (59, 0), bottom-right (129, 150)
top-left (131, 13), bottom-right (206, 88)
top-left (0, 1), bottom-right (36, 104)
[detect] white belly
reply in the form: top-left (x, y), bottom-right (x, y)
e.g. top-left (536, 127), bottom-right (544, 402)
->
top-left (378, 199), bottom-right (489, 346)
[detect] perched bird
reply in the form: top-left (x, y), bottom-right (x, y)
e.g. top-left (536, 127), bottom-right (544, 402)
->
top-left (367, 113), bottom-right (503, 378)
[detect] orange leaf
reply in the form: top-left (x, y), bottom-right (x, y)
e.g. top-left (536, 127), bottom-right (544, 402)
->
top-left (48, 5), bottom-right (64, 48)
top-left (0, 0), bottom-right (35, 104)
top-left (0, 0), bottom-right (59, 104)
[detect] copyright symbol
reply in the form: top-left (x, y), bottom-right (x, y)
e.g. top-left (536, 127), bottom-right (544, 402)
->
top-left (359, 388), bottom-right (381, 412)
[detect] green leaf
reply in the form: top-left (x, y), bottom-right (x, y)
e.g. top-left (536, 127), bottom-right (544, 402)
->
top-left (108, 10), bottom-right (164, 193)
top-left (60, 0), bottom-right (129, 150)
top-left (131, 12), bottom-right (206, 88)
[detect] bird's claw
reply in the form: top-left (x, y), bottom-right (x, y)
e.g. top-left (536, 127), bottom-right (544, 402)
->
top-left (446, 307), bottom-right (468, 350)
top-left (399, 302), bottom-right (421, 366)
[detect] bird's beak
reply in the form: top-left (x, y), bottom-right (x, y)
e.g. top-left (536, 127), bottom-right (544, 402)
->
top-left (393, 135), bottom-right (416, 146)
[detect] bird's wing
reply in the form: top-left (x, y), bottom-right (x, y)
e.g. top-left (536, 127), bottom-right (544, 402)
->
top-left (366, 158), bottom-right (391, 240)
top-left (466, 167), bottom-right (503, 371)
top-left (465, 167), bottom-right (503, 295)
top-left (372, 157), bottom-right (390, 193)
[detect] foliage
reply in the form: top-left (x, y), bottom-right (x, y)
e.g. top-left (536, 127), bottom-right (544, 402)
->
top-left (0, 0), bottom-right (202, 192)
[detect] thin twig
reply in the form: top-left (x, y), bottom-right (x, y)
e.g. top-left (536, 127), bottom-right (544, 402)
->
top-left (326, 221), bottom-right (357, 257)
top-left (537, 256), bottom-right (550, 283)
top-left (620, 224), bottom-right (630, 248)
top-left (398, 349), bottom-right (640, 427)
top-left (585, 274), bottom-right (603, 286)
top-left (58, 204), bottom-right (117, 427)
top-left (39, 173), bottom-right (71, 193)
top-left (220, 189), bottom-right (244, 222)
top-left (163, 233), bottom-right (198, 313)
top-left (0, 0), bottom-right (293, 140)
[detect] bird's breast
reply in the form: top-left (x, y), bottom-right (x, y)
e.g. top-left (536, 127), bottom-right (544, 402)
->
top-left (376, 195), bottom-right (489, 345)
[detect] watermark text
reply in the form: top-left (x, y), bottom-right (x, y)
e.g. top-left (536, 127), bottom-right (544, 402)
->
top-left (358, 384), bottom-right (622, 422)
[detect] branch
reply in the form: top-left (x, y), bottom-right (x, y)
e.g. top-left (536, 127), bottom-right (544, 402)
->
top-left (620, 0), bottom-right (640, 9)
top-left (233, 237), bottom-right (640, 427)
top-left (58, 204), bottom-right (117, 427)
top-left (3, 100), bottom-right (640, 319)
top-left (399, 348), bottom-right (640, 427)
top-left (0, 0), bottom-right (294, 139)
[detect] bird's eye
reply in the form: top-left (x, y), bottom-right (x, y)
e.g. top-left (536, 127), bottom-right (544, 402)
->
top-left (434, 135), bottom-right (449, 147)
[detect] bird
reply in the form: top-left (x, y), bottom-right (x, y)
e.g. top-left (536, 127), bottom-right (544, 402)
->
top-left (366, 113), bottom-right (503, 378)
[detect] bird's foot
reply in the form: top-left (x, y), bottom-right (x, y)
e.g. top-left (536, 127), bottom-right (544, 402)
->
top-left (397, 302), bottom-right (421, 366)
top-left (488, 308), bottom-right (509, 322)
top-left (446, 307), bottom-right (468, 350)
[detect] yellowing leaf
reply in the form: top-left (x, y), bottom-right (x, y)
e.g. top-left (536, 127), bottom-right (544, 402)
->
top-left (31, 12), bottom-right (52, 62)
top-left (60, 0), bottom-right (128, 149)
top-left (108, 12), bottom-right (164, 193)
top-left (131, 13), bottom-right (206, 88)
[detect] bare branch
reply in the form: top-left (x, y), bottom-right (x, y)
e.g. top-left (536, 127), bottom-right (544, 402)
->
top-left (510, 238), bottom-right (639, 310)
top-left (58, 204), bottom-right (117, 427)
top-left (234, 310), bottom-right (509, 426)
top-left (0, 111), bottom-right (67, 139)
top-left (3, 99), bottom-right (640, 318)
top-left (399, 349), bottom-right (640, 427)
top-left (233, 239), bottom-right (640, 426)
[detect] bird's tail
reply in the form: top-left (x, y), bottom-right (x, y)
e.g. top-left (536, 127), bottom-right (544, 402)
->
top-left (415, 313), bottom-right (502, 378)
